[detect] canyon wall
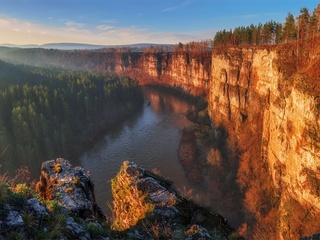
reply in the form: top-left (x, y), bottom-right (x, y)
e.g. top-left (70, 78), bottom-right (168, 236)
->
top-left (121, 51), bottom-right (211, 95)
top-left (208, 46), bottom-right (320, 238)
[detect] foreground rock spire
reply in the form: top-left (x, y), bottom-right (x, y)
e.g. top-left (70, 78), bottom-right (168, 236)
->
top-left (111, 161), bottom-right (241, 239)
top-left (36, 158), bottom-right (105, 220)
top-left (0, 158), bottom-right (242, 239)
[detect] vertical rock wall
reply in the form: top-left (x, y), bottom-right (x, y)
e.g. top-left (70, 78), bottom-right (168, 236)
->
top-left (121, 52), bottom-right (211, 95)
top-left (208, 47), bottom-right (320, 238)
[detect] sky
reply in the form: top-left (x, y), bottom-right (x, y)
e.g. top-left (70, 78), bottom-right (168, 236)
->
top-left (0, 0), bottom-right (319, 46)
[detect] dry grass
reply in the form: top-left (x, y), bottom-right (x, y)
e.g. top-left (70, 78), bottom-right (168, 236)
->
top-left (111, 163), bottom-right (154, 231)
top-left (7, 166), bottom-right (30, 188)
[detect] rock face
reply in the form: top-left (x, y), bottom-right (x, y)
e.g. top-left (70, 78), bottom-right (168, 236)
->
top-left (111, 161), bottom-right (241, 239)
top-left (208, 47), bottom-right (320, 238)
top-left (0, 192), bottom-right (106, 239)
top-left (36, 158), bottom-right (104, 220)
top-left (117, 51), bottom-right (211, 95)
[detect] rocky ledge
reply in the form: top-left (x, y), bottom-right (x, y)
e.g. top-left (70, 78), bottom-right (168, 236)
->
top-left (36, 158), bottom-right (104, 220)
top-left (111, 161), bottom-right (242, 239)
top-left (0, 158), bottom-right (242, 239)
top-left (0, 158), bottom-right (109, 239)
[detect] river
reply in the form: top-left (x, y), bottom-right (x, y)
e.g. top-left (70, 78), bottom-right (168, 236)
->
top-left (77, 86), bottom-right (196, 214)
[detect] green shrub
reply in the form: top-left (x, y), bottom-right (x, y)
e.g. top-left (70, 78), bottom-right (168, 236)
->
top-left (84, 222), bottom-right (109, 238)
top-left (8, 192), bottom-right (26, 210)
top-left (13, 183), bottom-right (36, 199)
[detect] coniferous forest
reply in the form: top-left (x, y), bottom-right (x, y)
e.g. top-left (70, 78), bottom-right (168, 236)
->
top-left (213, 6), bottom-right (320, 47)
top-left (0, 60), bottom-right (144, 175)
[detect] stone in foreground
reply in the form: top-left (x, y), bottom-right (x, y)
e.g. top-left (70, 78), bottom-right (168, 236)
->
top-left (36, 158), bottom-right (104, 220)
top-left (111, 161), bottom-right (243, 239)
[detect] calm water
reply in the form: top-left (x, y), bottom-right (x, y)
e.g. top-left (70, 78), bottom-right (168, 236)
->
top-left (77, 87), bottom-right (195, 214)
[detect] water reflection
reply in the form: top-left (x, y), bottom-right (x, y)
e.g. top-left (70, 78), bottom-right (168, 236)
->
top-left (77, 86), bottom-right (195, 215)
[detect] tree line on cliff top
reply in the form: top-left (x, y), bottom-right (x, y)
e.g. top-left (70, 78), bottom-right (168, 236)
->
top-left (213, 4), bottom-right (320, 47)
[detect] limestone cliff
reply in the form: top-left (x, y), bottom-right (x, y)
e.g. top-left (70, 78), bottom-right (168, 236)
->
top-left (208, 46), bottom-right (320, 238)
top-left (122, 51), bottom-right (211, 95)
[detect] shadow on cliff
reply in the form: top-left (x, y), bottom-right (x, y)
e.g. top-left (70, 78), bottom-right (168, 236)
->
top-left (178, 122), bottom-right (246, 230)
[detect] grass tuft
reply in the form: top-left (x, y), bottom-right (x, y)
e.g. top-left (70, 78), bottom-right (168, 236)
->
top-left (111, 162), bottom-right (154, 231)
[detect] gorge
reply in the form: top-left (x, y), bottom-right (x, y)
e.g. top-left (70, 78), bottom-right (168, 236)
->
top-left (0, 37), bottom-right (320, 239)
top-left (117, 44), bottom-right (320, 239)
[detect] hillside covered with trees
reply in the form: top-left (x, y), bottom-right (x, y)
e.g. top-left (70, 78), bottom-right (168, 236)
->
top-left (0, 61), bottom-right (144, 176)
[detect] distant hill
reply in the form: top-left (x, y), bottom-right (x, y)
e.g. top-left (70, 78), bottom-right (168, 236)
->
top-left (0, 59), bottom-right (42, 86)
top-left (0, 42), bottom-right (173, 50)
top-left (0, 43), bottom-right (39, 48)
top-left (0, 43), bottom-right (175, 70)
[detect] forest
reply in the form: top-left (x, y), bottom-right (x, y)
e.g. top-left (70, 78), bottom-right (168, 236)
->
top-left (213, 5), bottom-right (320, 47)
top-left (0, 60), bottom-right (144, 176)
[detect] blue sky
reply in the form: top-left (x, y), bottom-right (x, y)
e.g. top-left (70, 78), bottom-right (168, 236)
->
top-left (0, 0), bottom-right (319, 45)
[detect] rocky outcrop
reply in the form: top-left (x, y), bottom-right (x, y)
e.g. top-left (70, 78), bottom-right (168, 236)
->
top-left (36, 158), bottom-right (105, 220)
top-left (111, 161), bottom-right (241, 239)
top-left (1, 159), bottom-right (241, 239)
top-left (0, 195), bottom-right (100, 239)
top-left (1, 159), bottom-right (109, 239)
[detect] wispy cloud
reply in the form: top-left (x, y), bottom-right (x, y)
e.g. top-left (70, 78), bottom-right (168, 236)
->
top-left (96, 24), bottom-right (115, 32)
top-left (0, 15), bottom-right (206, 45)
top-left (100, 19), bottom-right (116, 24)
top-left (241, 12), bottom-right (280, 19)
top-left (163, 0), bottom-right (194, 12)
top-left (65, 21), bottom-right (85, 29)
top-left (264, 12), bottom-right (281, 17)
top-left (230, 11), bottom-right (282, 21)
top-left (242, 14), bottom-right (260, 19)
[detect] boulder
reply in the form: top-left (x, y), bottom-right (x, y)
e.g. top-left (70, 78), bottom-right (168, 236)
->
top-left (26, 198), bottom-right (49, 216)
top-left (65, 216), bottom-right (90, 239)
top-left (111, 161), bottom-right (242, 239)
top-left (5, 208), bottom-right (24, 228)
top-left (36, 158), bottom-right (105, 220)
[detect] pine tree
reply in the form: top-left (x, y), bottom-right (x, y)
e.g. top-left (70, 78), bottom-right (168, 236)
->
top-left (283, 13), bottom-right (296, 42)
top-left (309, 12), bottom-right (318, 40)
top-left (314, 4), bottom-right (320, 33)
top-left (298, 7), bottom-right (310, 40)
